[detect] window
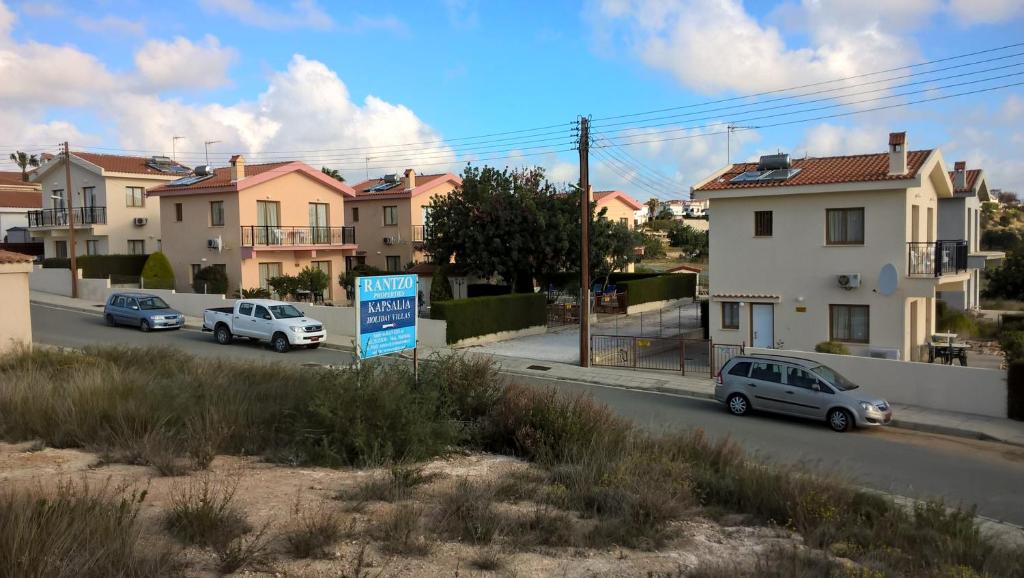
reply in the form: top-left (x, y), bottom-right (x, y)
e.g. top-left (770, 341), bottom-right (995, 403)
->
top-left (82, 187), bottom-right (96, 207)
top-left (826, 208), bottom-right (864, 245)
top-left (383, 206), bottom-right (398, 226)
top-left (253, 305), bottom-right (271, 320)
top-left (351, 207), bottom-right (359, 223)
top-left (126, 298), bottom-right (139, 310)
top-left (125, 186), bottom-right (145, 208)
top-left (258, 262), bottom-right (282, 291)
top-left (114, 295), bottom-right (126, 308)
top-left (386, 256), bottom-right (401, 272)
top-left (54, 241), bottom-right (68, 258)
top-left (754, 211), bottom-right (773, 237)
top-left (830, 304), bottom-right (869, 343)
top-left (210, 201), bottom-right (224, 226)
top-left (345, 256), bottom-right (366, 270)
top-left (52, 189), bottom-right (65, 209)
top-left (750, 362), bottom-right (783, 383)
top-left (619, 217), bottom-right (628, 226)
top-left (86, 240), bottom-right (98, 255)
top-left (238, 302), bottom-right (254, 316)
top-left (127, 240), bottom-right (145, 255)
top-left (721, 302), bottom-right (740, 329)
top-left (191, 264), bottom-right (202, 281)
top-left (175, 203), bottom-right (183, 222)
top-left (786, 367), bottom-right (819, 389)
top-left (727, 361), bottom-right (751, 377)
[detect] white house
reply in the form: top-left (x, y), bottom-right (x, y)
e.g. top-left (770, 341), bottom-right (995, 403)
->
top-left (0, 171), bottom-right (41, 242)
top-left (692, 132), bottom-right (969, 362)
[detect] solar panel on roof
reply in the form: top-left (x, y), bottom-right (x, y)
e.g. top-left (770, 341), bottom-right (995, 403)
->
top-left (167, 174), bottom-right (214, 187)
top-left (758, 168), bottom-right (802, 181)
top-left (730, 170), bottom-right (766, 183)
top-left (364, 181), bottom-right (402, 193)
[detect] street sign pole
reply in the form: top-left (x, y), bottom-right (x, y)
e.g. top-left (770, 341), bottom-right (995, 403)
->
top-left (354, 274), bottom-right (419, 379)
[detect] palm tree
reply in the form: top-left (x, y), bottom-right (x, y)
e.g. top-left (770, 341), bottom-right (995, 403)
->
top-left (321, 166), bottom-right (345, 182)
top-left (8, 151), bottom-right (39, 182)
top-left (645, 198), bottom-right (660, 222)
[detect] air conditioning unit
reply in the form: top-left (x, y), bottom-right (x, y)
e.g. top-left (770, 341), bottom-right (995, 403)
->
top-left (207, 238), bottom-right (222, 251)
top-left (133, 217), bottom-right (148, 226)
top-left (837, 273), bottom-right (861, 289)
top-left (869, 347), bottom-right (901, 360)
top-left (383, 236), bottom-right (396, 245)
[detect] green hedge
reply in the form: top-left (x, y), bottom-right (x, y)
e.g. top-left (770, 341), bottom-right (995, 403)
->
top-left (616, 274), bottom-right (697, 306)
top-left (1010, 361), bottom-right (1024, 421)
top-left (42, 254), bottom-right (150, 279)
top-left (431, 292), bottom-right (547, 344)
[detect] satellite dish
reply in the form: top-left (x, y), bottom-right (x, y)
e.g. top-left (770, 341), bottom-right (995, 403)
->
top-left (878, 264), bottom-right (898, 296)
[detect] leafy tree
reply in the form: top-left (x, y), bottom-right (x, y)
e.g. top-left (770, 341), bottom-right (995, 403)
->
top-left (981, 229), bottom-right (1022, 252)
top-left (321, 167), bottom-right (345, 182)
top-left (267, 274), bottom-right (302, 300)
top-left (983, 251), bottom-right (1024, 301)
top-left (668, 223), bottom-right (708, 258)
top-left (140, 251), bottom-right (174, 290)
top-left (645, 198), bottom-right (660, 223)
top-left (8, 151), bottom-right (39, 182)
top-left (591, 216), bottom-right (642, 289)
top-left (298, 266), bottom-right (330, 296)
top-left (640, 232), bottom-right (666, 259)
top-left (236, 287), bottom-right (271, 298)
top-left (656, 206), bottom-right (675, 220)
top-left (192, 266), bottom-right (228, 294)
top-left (996, 190), bottom-right (1019, 206)
top-left (338, 264), bottom-right (386, 299)
top-left (430, 265), bottom-right (454, 303)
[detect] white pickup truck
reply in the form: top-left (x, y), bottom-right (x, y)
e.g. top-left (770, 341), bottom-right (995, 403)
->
top-left (202, 299), bottom-right (327, 353)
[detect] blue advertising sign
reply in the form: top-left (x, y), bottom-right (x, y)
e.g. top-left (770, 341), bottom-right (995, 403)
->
top-left (355, 274), bottom-right (418, 359)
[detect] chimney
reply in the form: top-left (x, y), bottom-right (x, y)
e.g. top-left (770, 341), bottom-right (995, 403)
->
top-left (888, 132), bottom-right (907, 176)
top-left (230, 155), bottom-right (246, 182)
top-left (953, 161), bottom-right (967, 190)
top-left (403, 168), bottom-right (416, 190)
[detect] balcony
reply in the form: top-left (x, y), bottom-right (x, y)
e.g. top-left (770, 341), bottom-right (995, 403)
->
top-left (27, 207), bottom-right (106, 228)
top-left (907, 240), bottom-right (968, 277)
top-left (240, 226), bottom-right (356, 248)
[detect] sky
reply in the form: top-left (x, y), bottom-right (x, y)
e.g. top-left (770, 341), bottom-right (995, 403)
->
top-left (2, 0), bottom-right (1023, 199)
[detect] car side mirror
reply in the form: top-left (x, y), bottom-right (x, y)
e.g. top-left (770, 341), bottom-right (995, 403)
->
top-left (131, 305), bottom-right (139, 310)
top-left (811, 382), bottom-right (821, 391)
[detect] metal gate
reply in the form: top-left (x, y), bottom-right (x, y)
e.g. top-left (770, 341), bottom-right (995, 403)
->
top-left (591, 335), bottom-right (742, 377)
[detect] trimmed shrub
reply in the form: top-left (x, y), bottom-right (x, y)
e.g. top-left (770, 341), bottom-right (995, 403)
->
top-left (815, 341), bottom-right (850, 355)
top-left (430, 292), bottom-right (546, 344)
top-left (297, 266), bottom-right (329, 296)
top-left (140, 252), bottom-right (174, 290)
top-left (467, 284), bottom-right (511, 298)
top-left (42, 254), bottom-right (149, 279)
top-left (1000, 331), bottom-right (1024, 364)
top-left (192, 266), bottom-right (228, 294)
top-left (1009, 361), bottom-right (1024, 421)
top-left (429, 265), bottom-right (453, 303)
top-left (616, 273), bottom-right (696, 307)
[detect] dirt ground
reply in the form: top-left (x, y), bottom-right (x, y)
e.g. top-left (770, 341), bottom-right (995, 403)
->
top-left (0, 441), bottom-right (811, 577)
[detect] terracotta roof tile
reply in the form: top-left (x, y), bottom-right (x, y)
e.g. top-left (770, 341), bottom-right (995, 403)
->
top-left (695, 150), bottom-right (932, 192)
top-left (949, 168), bottom-right (982, 193)
top-left (350, 173), bottom-right (450, 197)
top-left (0, 171), bottom-right (37, 187)
top-left (593, 190), bottom-right (643, 210)
top-left (71, 152), bottom-right (191, 176)
top-left (0, 249), bottom-right (34, 264)
top-left (0, 190), bottom-right (42, 208)
top-left (149, 162), bottom-right (294, 193)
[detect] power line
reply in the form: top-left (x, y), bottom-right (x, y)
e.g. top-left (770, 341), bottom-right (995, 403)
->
top-left (592, 139), bottom-right (681, 194)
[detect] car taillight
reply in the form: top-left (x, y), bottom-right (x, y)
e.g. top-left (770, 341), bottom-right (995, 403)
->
top-left (713, 371), bottom-right (723, 385)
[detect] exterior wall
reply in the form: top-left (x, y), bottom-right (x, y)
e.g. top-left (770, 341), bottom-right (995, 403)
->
top-left (159, 191), bottom-right (242, 293)
top-left (1, 207), bottom-right (31, 239)
top-left (348, 182), bottom-right (455, 271)
top-left (597, 198), bottom-right (637, 229)
top-left (937, 194), bottom-right (982, 310)
top-left (707, 186), bottom-right (940, 359)
top-left (0, 261), bottom-right (33, 353)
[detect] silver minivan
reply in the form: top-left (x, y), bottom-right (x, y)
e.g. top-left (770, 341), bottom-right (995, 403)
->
top-left (714, 354), bottom-right (893, 432)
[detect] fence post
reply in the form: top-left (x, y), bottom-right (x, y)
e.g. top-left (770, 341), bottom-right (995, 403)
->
top-left (680, 339), bottom-right (686, 376)
top-left (632, 337), bottom-right (637, 369)
top-left (709, 339), bottom-right (714, 378)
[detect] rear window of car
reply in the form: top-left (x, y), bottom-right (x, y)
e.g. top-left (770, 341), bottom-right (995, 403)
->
top-left (114, 296), bottom-right (126, 308)
top-left (750, 362), bottom-right (783, 383)
top-left (727, 361), bottom-right (751, 377)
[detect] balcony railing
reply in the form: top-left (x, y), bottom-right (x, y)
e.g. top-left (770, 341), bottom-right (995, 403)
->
top-left (27, 207), bottom-right (106, 228)
top-left (907, 240), bottom-right (968, 277)
top-left (241, 226), bottom-right (356, 247)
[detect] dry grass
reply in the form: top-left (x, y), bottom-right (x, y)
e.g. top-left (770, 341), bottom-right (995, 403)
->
top-left (342, 465), bottom-right (440, 503)
top-left (372, 503), bottom-right (432, 556)
top-left (163, 474), bottom-right (250, 548)
top-left (284, 499), bottom-right (344, 559)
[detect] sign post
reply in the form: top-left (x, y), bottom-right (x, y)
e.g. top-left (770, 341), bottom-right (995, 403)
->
top-left (354, 274), bottom-right (419, 377)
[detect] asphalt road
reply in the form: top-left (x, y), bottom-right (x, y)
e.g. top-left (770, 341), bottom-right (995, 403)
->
top-left (28, 303), bottom-right (1024, 527)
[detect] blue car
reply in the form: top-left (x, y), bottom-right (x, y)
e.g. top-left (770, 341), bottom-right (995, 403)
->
top-left (103, 292), bottom-right (184, 332)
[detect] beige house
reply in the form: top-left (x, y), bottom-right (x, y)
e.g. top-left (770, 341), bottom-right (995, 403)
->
top-left (0, 250), bottom-right (33, 353)
top-left (347, 169), bottom-right (461, 272)
top-left (692, 132), bottom-right (969, 361)
top-left (593, 189), bottom-right (643, 229)
top-left (0, 172), bottom-right (42, 242)
top-left (28, 153), bottom-right (189, 258)
top-left (150, 156), bottom-right (358, 301)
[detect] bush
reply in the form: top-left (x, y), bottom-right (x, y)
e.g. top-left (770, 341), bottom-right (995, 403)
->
top-left (983, 251), bottom-right (1024, 300)
top-left (42, 254), bottom-right (149, 279)
top-left (236, 287), bottom-right (270, 299)
top-left (192, 265), bottom-right (228, 294)
top-left (1009, 361), bottom-right (1024, 421)
top-left (1000, 331), bottom-right (1024, 364)
top-left (339, 264), bottom-right (386, 299)
top-left (140, 252), bottom-right (174, 290)
top-left (814, 341), bottom-right (850, 355)
top-left (936, 300), bottom-right (978, 336)
top-left (284, 502), bottom-right (342, 559)
top-left (430, 292), bottom-right (546, 344)
top-left (616, 273), bottom-right (696, 306)
top-left (342, 465), bottom-right (438, 503)
top-left (429, 265), bottom-right (453, 303)
top-left (373, 504), bottom-right (432, 555)
top-left (163, 475), bottom-right (250, 548)
top-left (466, 283), bottom-right (511, 298)
top-left (267, 274), bottom-right (302, 300)
top-left (297, 265), bottom-right (330, 296)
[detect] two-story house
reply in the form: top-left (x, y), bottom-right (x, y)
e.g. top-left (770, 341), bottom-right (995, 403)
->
top-left (937, 162), bottom-right (1003, 310)
top-left (347, 169), bottom-right (461, 272)
top-left (593, 189), bottom-right (643, 229)
top-left (0, 171), bottom-right (42, 242)
top-left (692, 132), bottom-right (969, 361)
top-left (28, 152), bottom-right (189, 258)
top-left (149, 155), bottom-right (358, 301)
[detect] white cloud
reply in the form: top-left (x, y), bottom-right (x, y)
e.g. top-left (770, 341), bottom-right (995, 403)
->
top-left (948, 0), bottom-right (1024, 25)
top-left (134, 35), bottom-right (237, 91)
top-left (198, 0), bottom-right (333, 30)
top-left (798, 123), bottom-right (887, 157)
top-left (76, 15), bottom-right (145, 36)
top-left (0, 41), bottom-right (116, 107)
top-left (0, 1), bottom-right (13, 37)
top-left (19, 2), bottom-right (63, 18)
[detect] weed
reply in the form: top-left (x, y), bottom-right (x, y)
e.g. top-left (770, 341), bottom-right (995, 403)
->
top-left (343, 465), bottom-right (439, 502)
top-left (285, 500), bottom-right (343, 559)
top-left (372, 503), bottom-right (432, 556)
top-left (469, 547), bottom-right (505, 571)
top-left (163, 474), bottom-right (250, 548)
top-left (434, 479), bottom-right (505, 545)
top-left (214, 521), bottom-right (272, 574)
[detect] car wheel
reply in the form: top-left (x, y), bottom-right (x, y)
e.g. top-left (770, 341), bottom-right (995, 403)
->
top-left (307, 343), bottom-right (321, 350)
top-left (215, 325), bottom-right (232, 345)
top-left (828, 408), bottom-right (853, 432)
top-left (727, 394), bottom-right (750, 416)
top-left (272, 333), bottom-right (291, 353)
top-left (140, 319), bottom-right (151, 332)
top-left (105, 314), bottom-right (115, 326)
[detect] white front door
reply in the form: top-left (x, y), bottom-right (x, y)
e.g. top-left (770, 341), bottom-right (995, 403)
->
top-left (751, 303), bottom-right (774, 348)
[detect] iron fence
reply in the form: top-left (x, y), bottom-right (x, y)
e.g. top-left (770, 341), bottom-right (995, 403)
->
top-left (907, 240), bottom-right (968, 277)
top-left (240, 225), bottom-right (356, 247)
top-left (591, 335), bottom-right (744, 377)
top-left (547, 303), bottom-right (579, 327)
top-left (27, 207), bottom-right (106, 227)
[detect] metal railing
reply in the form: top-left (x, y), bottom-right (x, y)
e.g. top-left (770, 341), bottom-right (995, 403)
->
top-left (547, 303), bottom-right (579, 327)
top-left (907, 240), bottom-right (968, 277)
top-left (27, 207), bottom-right (107, 228)
top-left (591, 335), bottom-right (743, 377)
top-left (240, 226), bottom-right (356, 247)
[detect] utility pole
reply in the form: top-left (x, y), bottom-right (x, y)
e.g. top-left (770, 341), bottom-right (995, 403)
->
top-left (63, 141), bottom-right (78, 299)
top-left (172, 136), bottom-right (185, 161)
top-left (578, 116), bottom-right (591, 368)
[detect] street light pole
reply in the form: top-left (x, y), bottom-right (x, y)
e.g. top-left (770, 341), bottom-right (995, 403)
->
top-left (63, 141), bottom-right (78, 298)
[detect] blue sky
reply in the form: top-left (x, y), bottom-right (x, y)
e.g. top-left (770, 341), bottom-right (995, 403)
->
top-left (2, 0), bottom-right (1023, 197)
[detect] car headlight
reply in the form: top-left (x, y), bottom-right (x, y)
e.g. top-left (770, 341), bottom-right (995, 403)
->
top-left (858, 401), bottom-right (872, 411)
top-left (290, 326), bottom-right (304, 333)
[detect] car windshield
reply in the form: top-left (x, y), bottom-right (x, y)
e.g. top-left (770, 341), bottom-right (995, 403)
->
top-left (137, 297), bottom-right (170, 310)
top-left (811, 365), bottom-right (858, 390)
top-left (268, 304), bottom-right (303, 319)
